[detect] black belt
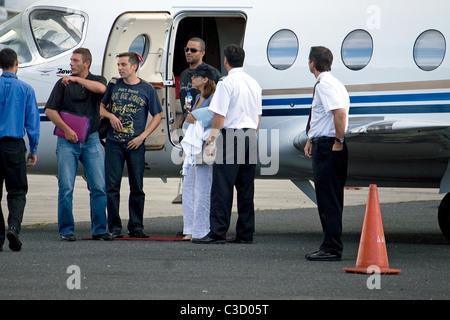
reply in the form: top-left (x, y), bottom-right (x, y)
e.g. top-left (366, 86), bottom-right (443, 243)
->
top-left (310, 136), bottom-right (335, 144)
top-left (0, 136), bottom-right (21, 141)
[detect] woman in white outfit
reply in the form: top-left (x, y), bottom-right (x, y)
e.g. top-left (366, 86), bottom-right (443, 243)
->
top-left (181, 64), bottom-right (216, 240)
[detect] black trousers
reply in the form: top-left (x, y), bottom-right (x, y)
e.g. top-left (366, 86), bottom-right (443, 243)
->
top-left (209, 129), bottom-right (257, 241)
top-left (311, 137), bottom-right (348, 255)
top-left (0, 138), bottom-right (28, 248)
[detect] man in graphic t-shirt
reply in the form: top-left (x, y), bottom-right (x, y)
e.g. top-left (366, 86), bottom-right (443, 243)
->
top-left (100, 52), bottom-right (162, 239)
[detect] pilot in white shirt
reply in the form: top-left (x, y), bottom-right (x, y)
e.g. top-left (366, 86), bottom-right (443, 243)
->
top-left (304, 46), bottom-right (349, 261)
top-left (192, 44), bottom-right (262, 244)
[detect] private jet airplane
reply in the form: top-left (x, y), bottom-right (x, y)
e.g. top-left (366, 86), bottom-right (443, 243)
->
top-left (1, 0), bottom-right (450, 240)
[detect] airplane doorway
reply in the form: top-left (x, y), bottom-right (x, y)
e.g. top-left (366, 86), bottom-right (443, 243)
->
top-left (165, 13), bottom-right (247, 146)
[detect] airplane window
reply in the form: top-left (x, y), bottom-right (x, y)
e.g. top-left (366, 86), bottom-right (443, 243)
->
top-left (29, 9), bottom-right (86, 59)
top-left (341, 29), bottom-right (373, 71)
top-left (129, 35), bottom-right (148, 63)
top-left (414, 30), bottom-right (446, 71)
top-left (267, 29), bottom-right (298, 70)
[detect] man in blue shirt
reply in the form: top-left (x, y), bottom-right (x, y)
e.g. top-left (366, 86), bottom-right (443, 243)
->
top-left (0, 48), bottom-right (40, 252)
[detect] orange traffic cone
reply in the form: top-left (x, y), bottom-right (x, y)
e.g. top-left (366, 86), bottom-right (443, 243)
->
top-left (344, 184), bottom-right (401, 274)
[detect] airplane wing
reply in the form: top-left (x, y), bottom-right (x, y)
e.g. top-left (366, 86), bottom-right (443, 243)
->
top-left (294, 116), bottom-right (450, 158)
top-left (347, 117), bottom-right (450, 194)
top-left (345, 116), bottom-right (450, 161)
top-left (293, 116), bottom-right (450, 193)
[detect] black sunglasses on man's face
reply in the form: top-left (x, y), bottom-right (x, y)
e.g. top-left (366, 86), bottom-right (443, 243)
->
top-left (184, 47), bottom-right (201, 53)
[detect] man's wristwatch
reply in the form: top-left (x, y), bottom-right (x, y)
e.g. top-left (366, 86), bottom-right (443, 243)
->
top-left (335, 137), bottom-right (345, 144)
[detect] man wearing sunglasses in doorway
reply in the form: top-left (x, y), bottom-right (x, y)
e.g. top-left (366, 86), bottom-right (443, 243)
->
top-left (179, 37), bottom-right (222, 127)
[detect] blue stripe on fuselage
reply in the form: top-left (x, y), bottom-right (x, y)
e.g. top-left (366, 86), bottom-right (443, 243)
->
top-left (262, 92), bottom-right (450, 116)
top-left (262, 104), bottom-right (450, 117)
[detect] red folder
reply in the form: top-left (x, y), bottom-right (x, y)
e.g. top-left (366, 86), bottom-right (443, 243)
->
top-left (53, 111), bottom-right (91, 143)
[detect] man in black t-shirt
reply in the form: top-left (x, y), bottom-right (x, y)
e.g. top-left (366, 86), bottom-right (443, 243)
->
top-left (45, 48), bottom-right (112, 242)
top-left (179, 37), bottom-right (221, 126)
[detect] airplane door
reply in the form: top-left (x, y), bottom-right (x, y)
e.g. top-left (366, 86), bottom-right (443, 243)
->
top-left (103, 12), bottom-right (173, 150)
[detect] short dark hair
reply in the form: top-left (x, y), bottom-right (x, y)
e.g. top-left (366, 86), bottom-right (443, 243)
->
top-left (224, 44), bottom-right (245, 68)
top-left (117, 52), bottom-right (141, 71)
top-left (0, 48), bottom-right (18, 69)
top-left (73, 47), bottom-right (92, 69)
top-left (309, 46), bottom-right (333, 72)
top-left (188, 37), bottom-right (205, 51)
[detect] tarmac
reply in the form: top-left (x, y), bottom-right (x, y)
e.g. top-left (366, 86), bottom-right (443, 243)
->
top-left (1, 175), bottom-right (450, 305)
top-left (18, 175), bottom-right (445, 225)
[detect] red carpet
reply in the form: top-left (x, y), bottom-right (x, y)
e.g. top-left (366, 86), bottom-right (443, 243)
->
top-left (82, 235), bottom-right (184, 241)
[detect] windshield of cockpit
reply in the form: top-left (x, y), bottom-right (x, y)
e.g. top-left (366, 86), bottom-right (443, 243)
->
top-left (0, 9), bottom-right (86, 64)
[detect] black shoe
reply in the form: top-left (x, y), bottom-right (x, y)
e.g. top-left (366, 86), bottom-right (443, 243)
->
top-left (227, 236), bottom-right (253, 244)
top-left (61, 234), bottom-right (76, 241)
top-left (7, 227), bottom-right (22, 251)
top-left (128, 230), bottom-right (149, 238)
top-left (111, 230), bottom-right (124, 239)
top-left (305, 250), bottom-right (341, 261)
top-left (92, 233), bottom-right (114, 241)
top-left (192, 235), bottom-right (225, 244)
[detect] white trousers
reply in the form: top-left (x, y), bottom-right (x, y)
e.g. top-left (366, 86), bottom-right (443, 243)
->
top-left (182, 165), bottom-right (213, 238)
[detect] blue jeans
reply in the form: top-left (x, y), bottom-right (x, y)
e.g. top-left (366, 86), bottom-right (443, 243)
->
top-left (56, 132), bottom-right (107, 236)
top-left (105, 140), bottom-right (145, 233)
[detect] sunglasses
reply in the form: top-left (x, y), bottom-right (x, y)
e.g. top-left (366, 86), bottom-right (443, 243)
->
top-left (184, 47), bottom-right (201, 53)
